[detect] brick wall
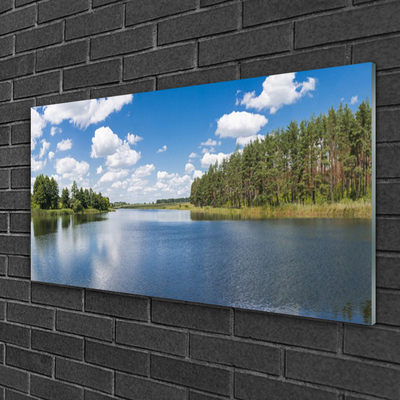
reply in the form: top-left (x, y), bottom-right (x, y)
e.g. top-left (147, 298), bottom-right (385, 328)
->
top-left (0, 0), bottom-right (400, 399)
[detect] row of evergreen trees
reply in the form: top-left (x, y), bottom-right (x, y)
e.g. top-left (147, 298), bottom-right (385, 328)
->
top-left (32, 175), bottom-right (110, 212)
top-left (190, 101), bottom-right (372, 208)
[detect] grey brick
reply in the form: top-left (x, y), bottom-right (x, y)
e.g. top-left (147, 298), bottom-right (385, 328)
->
top-left (235, 309), bottom-right (338, 351)
top-left (241, 46), bottom-right (347, 79)
top-left (0, 54), bottom-right (34, 81)
top-left (91, 79), bottom-right (154, 99)
top-left (11, 125), bottom-right (30, 146)
top-left (152, 300), bottom-right (230, 334)
top-left (158, 65), bottom-right (237, 90)
top-left (10, 213), bottom-right (29, 233)
top-left (0, 36), bottom-right (13, 59)
top-left (191, 334), bottom-right (280, 374)
top-left (32, 329), bottom-right (84, 360)
top-left (244, 0), bottom-right (346, 27)
top-left (0, 100), bottom-right (33, 123)
top-left (57, 310), bottom-right (113, 341)
top-left (8, 256), bottom-right (30, 278)
top-left (377, 145), bottom-right (400, 178)
top-left (8, 302), bottom-right (54, 329)
top-left (64, 60), bottom-right (121, 90)
top-left (11, 168), bottom-right (30, 188)
top-left (56, 358), bottom-right (113, 393)
top-left (189, 391), bottom-right (221, 400)
top-left (151, 355), bottom-right (230, 396)
top-left (32, 282), bottom-right (83, 310)
top-left (354, 36), bottom-right (400, 71)
top-left (3, 389), bottom-right (33, 400)
top-left (235, 372), bottom-right (337, 400)
top-left (0, 301), bottom-right (5, 319)
top-left (116, 321), bottom-right (186, 356)
top-left (85, 289), bottom-right (148, 320)
top-left (84, 391), bottom-right (114, 400)
top-left (377, 73), bottom-right (400, 107)
top-left (14, 71), bottom-right (60, 99)
top-left (126, 0), bottom-right (197, 26)
top-left (0, 235), bottom-right (30, 255)
top-left (377, 183), bottom-right (400, 215)
top-left (377, 255), bottom-right (400, 290)
top-left (377, 108), bottom-right (400, 143)
top-left (93, 0), bottom-right (119, 7)
top-left (199, 24), bottom-right (291, 66)
top-left (0, 255), bottom-right (6, 275)
top-left (0, 365), bottom-right (28, 392)
top-left (376, 289), bottom-right (400, 326)
top-left (295, 2), bottom-right (400, 48)
top-left (37, 89), bottom-right (89, 106)
top-left (345, 325), bottom-right (400, 363)
top-left (159, 5), bottom-right (237, 45)
top-left (0, 190), bottom-right (29, 209)
top-left (0, 126), bottom-right (10, 147)
top-left (16, 23), bottom-right (63, 53)
top-left (0, 278), bottom-right (29, 300)
top-left (0, 0), bottom-right (12, 14)
top-left (85, 340), bottom-right (148, 375)
top-left (31, 375), bottom-right (84, 400)
top-left (6, 346), bottom-right (53, 376)
top-left (66, 5), bottom-right (123, 41)
top-left (124, 43), bottom-right (196, 80)
top-left (0, 7), bottom-right (35, 36)
top-left (286, 350), bottom-right (400, 400)
top-left (0, 82), bottom-right (11, 102)
top-left (377, 218), bottom-right (400, 252)
top-left (116, 373), bottom-right (186, 400)
top-left (0, 213), bottom-right (7, 232)
top-left (0, 322), bottom-right (29, 347)
top-left (38, 0), bottom-right (90, 23)
top-left (16, 0), bottom-right (36, 6)
top-left (353, 0), bottom-right (374, 3)
top-left (37, 41), bottom-right (88, 72)
top-left (201, 0), bottom-right (227, 6)
top-left (91, 25), bottom-right (153, 60)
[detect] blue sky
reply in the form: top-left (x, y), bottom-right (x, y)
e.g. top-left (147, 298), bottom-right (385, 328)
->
top-left (31, 63), bottom-right (373, 203)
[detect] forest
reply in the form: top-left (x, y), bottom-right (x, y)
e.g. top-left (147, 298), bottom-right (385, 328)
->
top-left (32, 174), bottom-right (110, 212)
top-left (190, 101), bottom-right (372, 209)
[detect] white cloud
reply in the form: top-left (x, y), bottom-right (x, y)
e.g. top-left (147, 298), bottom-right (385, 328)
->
top-left (185, 163), bottom-right (195, 174)
top-left (241, 73), bottom-right (316, 114)
top-left (99, 169), bottom-right (129, 183)
top-left (216, 111), bottom-right (268, 139)
top-left (31, 108), bottom-right (46, 151)
top-left (351, 95), bottom-right (359, 105)
top-left (91, 126), bottom-right (122, 158)
top-left (236, 134), bottom-right (264, 147)
top-left (201, 138), bottom-right (217, 146)
top-left (97, 165), bottom-right (103, 174)
top-left (127, 133), bottom-right (143, 145)
top-left (157, 145), bottom-right (167, 153)
top-left (55, 157), bottom-right (90, 181)
top-left (39, 139), bottom-right (50, 159)
top-left (105, 142), bottom-right (141, 169)
top-left (133, 164), bottom-right (155, 178)
top-left (50, 127), bottom-right (62, 136)
top-left (31, 157), bottom-right (47, 172)
top-left (43, 95), bottom-right (133, 129)
top-left (202, 147), bottom-right (215, 154)
top-left (201, 152), bottom-right (230, 168)
top-left (48, 151), bottom-right (55, 161)
top-left (56, 138), bottom-right (73, 152)
top-left (157, 171), bottom-right (178, 180)
top-left (193, 170), bottom-right (204, 179)
top-left (189, 152), bottom-right (199, 158)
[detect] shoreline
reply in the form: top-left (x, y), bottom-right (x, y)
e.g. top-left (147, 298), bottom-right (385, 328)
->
top-left (31, 208), bottom-right (115, 217)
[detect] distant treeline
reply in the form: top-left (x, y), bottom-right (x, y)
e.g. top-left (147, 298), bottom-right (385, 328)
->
top-left (156, 197), bottom-right (190, 204)
top-left (32, 174), bottom-right (110, 212)
top-left (191, 101), bottom-right (372, 208)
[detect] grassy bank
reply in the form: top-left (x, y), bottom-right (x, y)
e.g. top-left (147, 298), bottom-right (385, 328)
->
top-left (31, 208), bottom-right (114, 216)
top-left (121, 201), bottom-right (371, 219)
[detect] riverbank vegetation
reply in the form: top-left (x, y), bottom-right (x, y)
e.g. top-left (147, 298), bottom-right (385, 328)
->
top-left (190, 101), bottom-right (372, 215)
top-left (31, 175), bottom-right (112, 215)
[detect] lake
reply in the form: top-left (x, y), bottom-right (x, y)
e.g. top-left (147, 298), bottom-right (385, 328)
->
top-left (31, 209), bottom-right (373, 324)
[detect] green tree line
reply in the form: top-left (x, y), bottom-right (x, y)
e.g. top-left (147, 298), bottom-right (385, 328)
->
top-left (190, 100), bottom-right (372, 208)
top-left (32, 175), bottom-right (110, 212)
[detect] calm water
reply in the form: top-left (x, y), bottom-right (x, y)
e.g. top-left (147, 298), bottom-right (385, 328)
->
top-left (31, 209), bottom-right (373, 324)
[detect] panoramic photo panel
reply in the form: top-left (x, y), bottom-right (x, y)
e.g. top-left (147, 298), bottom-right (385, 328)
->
top-left (31, 63), bottom-right (376, 324)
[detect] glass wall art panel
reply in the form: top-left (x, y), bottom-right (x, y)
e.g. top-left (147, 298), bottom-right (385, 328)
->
top-left (31, 63), bottom-right (376, 324)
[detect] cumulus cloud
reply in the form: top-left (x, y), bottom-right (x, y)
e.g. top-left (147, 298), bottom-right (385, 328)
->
top-left (133, 164), bottom-right (155, 178)
top-left (42, 95), bottom-right (133, 129)
top-left (202, 147), bottom-right (215, 154)
top-left (185, 163), bottom-right (195, 174)
top-left (56, 138), bottom-right (72, 152)
top-left (193, 170), bottom-right (204, 179)
top-left (91, 127), bottom-right (122, 158)
top-left (55, 157), bottom-right (90, 181)
top-left (105, 142), bottom-right (141, 169)
top-left (31, 157), bottom-right (47, 172)
top-left (201, 138), bottom-right (218, 146)
top-left (157, 145), bottom-right (167, 153)
top-left (201, 152), bottom-right (231, 168)
top-left (39, 139), bottom-right (50, 159)
top-left (157, 171), bottom-right (177, 180)
top-left (48, 151), bottom-right (55, 161)
top-left (351, 95), bottom-right (359, 105)
top-left (126, 133), bottom-right (143, 145)
top-left (50, 127), bottom-right (62, 136)
top-left (236, 134), bottom-right (265, 147)
top-left (189, 152), bottom-right (199, 158)
top-left (216, 111), bottom-right (268, 139)
top-left (99, 169), bottom-right (129, 183)
top-left (241, 73), bottom-right (316, 114)
top-left (31, 108), bottom-right (47, 151)
top-left (97, 165), bottom-right (103, 174)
